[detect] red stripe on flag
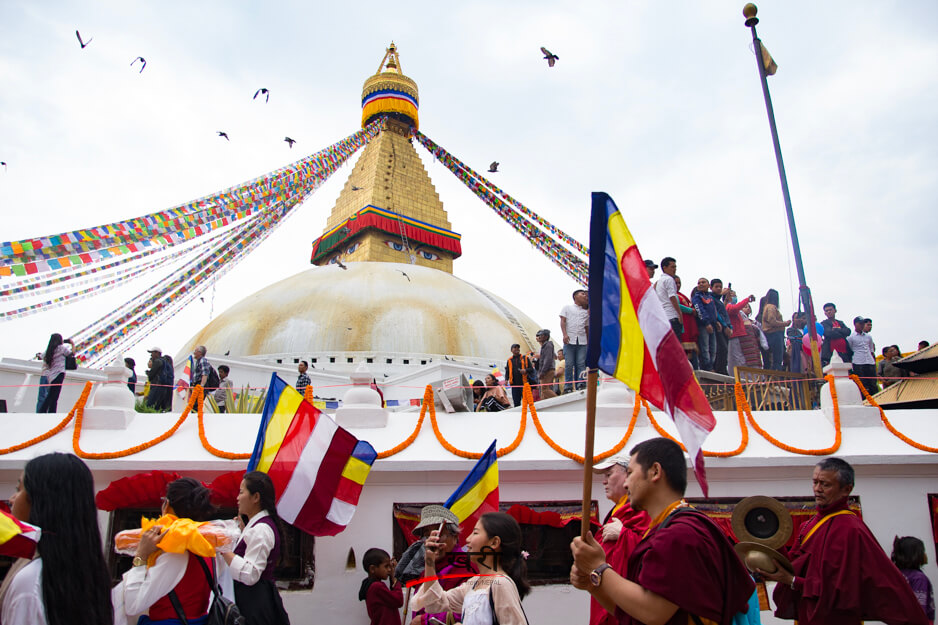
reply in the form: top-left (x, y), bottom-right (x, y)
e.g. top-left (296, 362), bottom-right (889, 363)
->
top-left (267, 402), bottom-right (320, 498)
top-left (640, 347), bottom-right (665, 408)
top-left (333, 475), bottom-right (364, 506)
top-left (293, 428), bottom-right (357, 532)
top-left (620, 244), bottom-right (651, 305)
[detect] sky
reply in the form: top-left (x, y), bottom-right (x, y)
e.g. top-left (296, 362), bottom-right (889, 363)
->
top-left (1, 0), bottom-right (937, 370)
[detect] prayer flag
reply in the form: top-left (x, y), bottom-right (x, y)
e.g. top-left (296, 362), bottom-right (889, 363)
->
top-left (248, 373), bottom-right (376, 536)
top-left (0, 509), bottom-right (40, 559)
top-left (586, 192), bottom-right (716, 495)
top-left (444, 440), bottom-right (499, 542)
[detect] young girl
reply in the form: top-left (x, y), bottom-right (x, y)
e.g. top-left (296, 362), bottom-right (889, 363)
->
top-left (414, 512), bottom-right (530, 625)
top-left (221, 471), bottom-right (291, 624)
top-left (359, 548), bottom-right (402, 625)
top-left (892, 536), bottom-right (935, 624)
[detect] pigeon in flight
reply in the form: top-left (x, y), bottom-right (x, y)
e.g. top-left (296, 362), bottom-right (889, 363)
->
top-left (217, 131), bottom-right (229, 141)
top-left (540, 46), bottom-right (559, 67)
top-left (131, 57), bottom-right (146, 73)
top-left (284, 136), bottom-right (296, 148)
top-left (336, 259), bottom-right (348, 270)
top-left (0, 162), bottom-right (6, 172)
top-left (351, 185), bottom-right (363, 191)
top-left (253, 88), bottom-right (269, 102)
top-left (76, 30), bottom-right (92, 49)
top-left (396, 270), bottom-right (411, 282)
top-left (488, 161), bottom-right (499, 173)
top-left (224, 350), bottom-right (230, 356)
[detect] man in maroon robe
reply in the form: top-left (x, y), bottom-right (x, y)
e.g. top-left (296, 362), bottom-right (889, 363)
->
top-left (761, 457), bottom-right (928, 625)
top-left (571, 438), bottom-right (755, 625)
top-left (590, 455), bottom-right (650, 625)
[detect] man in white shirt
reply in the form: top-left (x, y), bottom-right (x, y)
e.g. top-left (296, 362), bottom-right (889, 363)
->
top-left (560, 289), bottom-right (589, 393)
top-left (847, 316), bottom-right (878, 396)
top-left (654, 257), bottom-right (683, 335)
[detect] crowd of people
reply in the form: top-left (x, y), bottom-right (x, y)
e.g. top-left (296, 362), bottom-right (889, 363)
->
top-left (1, 451), bottom-right (290, 625)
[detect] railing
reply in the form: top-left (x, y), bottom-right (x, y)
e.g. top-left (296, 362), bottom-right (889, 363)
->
top-left (733, 366), bottom-right (821, 411)
top-left (695, 371), bottom-right (737, 411)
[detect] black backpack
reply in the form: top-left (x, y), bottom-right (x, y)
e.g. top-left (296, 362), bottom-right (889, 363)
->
top-left (204, 362), bottom-right (220, 391)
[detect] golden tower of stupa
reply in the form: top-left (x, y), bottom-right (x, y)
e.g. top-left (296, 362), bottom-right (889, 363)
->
top-left (310, 43), bottom-right (461, 274)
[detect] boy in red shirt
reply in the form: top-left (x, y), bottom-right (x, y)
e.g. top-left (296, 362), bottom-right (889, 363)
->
top-left (360, 548), bottom-right (403, 625)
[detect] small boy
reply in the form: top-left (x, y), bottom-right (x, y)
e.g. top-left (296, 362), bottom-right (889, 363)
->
top-left (213, 365), bottom-right (233, 413)
top-left (359, 547), bottom-right (402, 625)
top-left (847, 316), bottom-right (878, 396)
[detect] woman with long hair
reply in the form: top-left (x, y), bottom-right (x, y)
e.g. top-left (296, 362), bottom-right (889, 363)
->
top-left (37, 333), bottom-right (73, 413)
top-left (757, 289), bottom-right (791, 370)
top-left (116, 477), bottom-right (231, 624)
top-left (479, 374), bottom-right (510, 413)
top-left (2, 452), bottom-right (112, 625)
top-left (221, 471), bottom-right (290, 624)
top-left (414, 511), bottom-right (530, 625)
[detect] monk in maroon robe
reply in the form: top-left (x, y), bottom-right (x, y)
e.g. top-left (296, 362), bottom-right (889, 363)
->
top-left (590, 455), bottom-right (650, 625)
top-left (761, 458), bottom-right (928, 625)
top-left (572, 438), bottom-right (755, 625)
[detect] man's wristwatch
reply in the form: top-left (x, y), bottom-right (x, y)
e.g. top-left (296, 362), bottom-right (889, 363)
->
top-left (590, 563), bottom-right (612, 587)
top-left (132, 555), bottom-right (146, 567)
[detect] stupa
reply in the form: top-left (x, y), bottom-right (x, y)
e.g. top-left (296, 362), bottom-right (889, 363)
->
top-left (182, 44), bottom-right (543, 367)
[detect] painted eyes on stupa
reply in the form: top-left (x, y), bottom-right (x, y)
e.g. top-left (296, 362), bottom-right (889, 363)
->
top-left (346, 243), bottom-right (360, 254)
top-left (417, 250), bottom-right (439, 261)
top-left (383, 240), bottom-right (440, 261)
top-left (385, 240), bottom-right (406, 252)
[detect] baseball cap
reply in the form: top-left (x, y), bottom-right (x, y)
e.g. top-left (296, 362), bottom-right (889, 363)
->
top-left (644, 259), bottom-right (658, 269)
top-left (853, 316), bottom-right (871, 324)
top-left (593, 454), bottom-right (630, 472)
top-left (147, 346), bottom-right (163, 353)
top-left (535, 328), bottom-right (550, 337)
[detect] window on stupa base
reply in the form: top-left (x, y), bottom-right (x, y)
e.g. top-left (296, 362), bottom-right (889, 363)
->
top-left (367, 358), bottom-right (374, 363)
top-left (392, 500), bottom-right (600, 586)
top-left (104, 507), bottom-right (316, 589)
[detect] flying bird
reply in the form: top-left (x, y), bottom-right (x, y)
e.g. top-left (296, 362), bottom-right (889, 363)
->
top-left (351, 185), bottom-right (363, 191)
top-left (131, 57), bottom-right (146, 73)
top-left (336, 259), bottom-right (348, 270)
top-left (217, 131), bottom-right (229, 141)
top-left (253, 88), bottom-right (269, 102)
top-left (76, 30), bottom-right (92, 49)
top-left (540, 46), bottom-right (559, 67)
top-left (1, 162), bottom-right (6, 172)
top-left (224, 350), bottom-right (230, 356)
top-left (284, 136), bottom-right (296, 148)
top-left (488, 161), bottom-right (499, 173)
top-left (396, 270), bottom-right (411, 282)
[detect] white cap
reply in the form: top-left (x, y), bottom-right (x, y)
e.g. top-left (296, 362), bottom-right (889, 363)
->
top-left (592, 454), bottom-right (629, 472)
top-left (147, 346), bottom-right (163, 353)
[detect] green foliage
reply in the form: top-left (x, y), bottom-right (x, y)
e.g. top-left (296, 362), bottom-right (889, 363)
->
top-left (134, 399), bottom-right (163, 413)
top-left (204, 384), bottom-right (267, 414)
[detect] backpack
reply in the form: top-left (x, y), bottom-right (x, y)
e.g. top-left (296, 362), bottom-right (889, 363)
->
top-left (204, 362), bottom-right (220, 390)
top-left (159, 357), bottom-right (175, 387)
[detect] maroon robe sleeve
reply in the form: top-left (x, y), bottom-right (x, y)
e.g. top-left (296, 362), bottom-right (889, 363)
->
top-left (635, 514), bottom-right (754, 624)
top-left (774, 514), bottom-right (928, 625)
top-left (591, 504), bottom-right (651, 625)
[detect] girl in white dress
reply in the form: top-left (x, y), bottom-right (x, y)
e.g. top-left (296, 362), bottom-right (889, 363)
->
top-left (413, 512), bottom-right (529, 625)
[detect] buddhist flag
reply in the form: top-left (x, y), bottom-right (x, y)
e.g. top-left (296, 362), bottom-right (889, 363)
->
top-left (586, 193), bottom-right (716, 495)
top-left (248, 373), bottom-right (377, 536)
top-left (444, 440), bottom-right (499, 543)
top-left (0, 509), bottom-right (40, 559)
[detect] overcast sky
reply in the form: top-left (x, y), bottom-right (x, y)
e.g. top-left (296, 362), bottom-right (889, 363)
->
top-left (2, 0), bottom-right (936, 369)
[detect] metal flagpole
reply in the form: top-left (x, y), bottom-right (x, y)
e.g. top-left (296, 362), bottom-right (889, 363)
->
top-left (743, 3), bottom-right (823, 377)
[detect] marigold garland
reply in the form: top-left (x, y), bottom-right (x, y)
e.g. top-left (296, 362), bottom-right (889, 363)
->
top-left (303, 385), bottom-right (313, 403)
top-left (195, 387), bottom-right (251, 460)
top-left (643, 393), bottom-right (748, 458)
top-left (428, 383), bottom-right (528, 458)
top-left (376, 385), bottom-right (431, 459)
top-left (73, 385), bottom-right (196, 460)
top-left (741, 374), bottom-right (841, 455)
top-left (850, 374), bottom-right (938, 453)
top-left (0, 382), bottom-right (91, 455)
top-left (529, 391), bottom-right (637, 464)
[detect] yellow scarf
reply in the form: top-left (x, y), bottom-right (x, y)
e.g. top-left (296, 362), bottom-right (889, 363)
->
top-left (141, 514), bottom-right (216, 566)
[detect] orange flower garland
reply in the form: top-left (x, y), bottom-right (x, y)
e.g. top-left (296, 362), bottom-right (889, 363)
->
top-left (643, 393), bottom-right (748, 458)
top-left (428, 383), bottom-right (527, 458)
top-left (529, 390), bottom-right (637, 464)
top-left (303, 385), bottom-right (313, 403)
top-left (73, 385), bottom-right (196, 460)
top-left (195, 387), bottom-right (251, 460)
top-left (376, 385), bottom-right (431, 459)
top-left (0, 381), bottom-right (91, 455)
top-left (741, 374), bottom-right (841, 455)
top-left (850, 374), bottom-right (938, 453)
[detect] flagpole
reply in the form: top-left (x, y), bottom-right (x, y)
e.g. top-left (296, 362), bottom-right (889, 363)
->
top-left (743, 3), bottom-right (823, 377)
top-left (581, 369), bottom-right (598, 538)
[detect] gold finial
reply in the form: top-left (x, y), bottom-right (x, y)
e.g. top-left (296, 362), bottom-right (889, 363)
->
top-left (743, 3), bottom-right (759, 27)
top-left (375, 41), bottom-right (403, 74)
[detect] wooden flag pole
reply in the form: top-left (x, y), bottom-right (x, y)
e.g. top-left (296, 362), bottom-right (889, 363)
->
top-left (581, 369), bottom-right (599, 538)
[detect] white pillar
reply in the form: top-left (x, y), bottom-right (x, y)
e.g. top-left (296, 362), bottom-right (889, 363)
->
top-left (83, 356), bottom-right (136, 429)
top-left (335, 364), bottom-right (389, 428)
top-left (596, 377), bottom-right (643, 427)
top-left (820, 353), bottom-right (880, 427)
